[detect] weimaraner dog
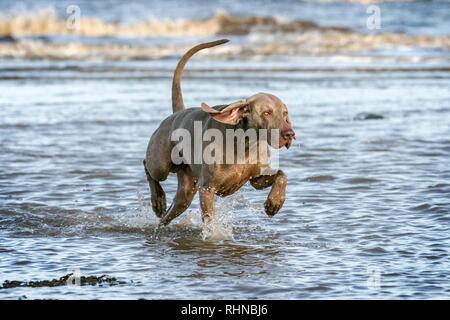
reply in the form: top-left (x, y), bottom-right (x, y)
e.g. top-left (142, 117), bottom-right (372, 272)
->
top-left (144, 39), bottom-right (295, 226)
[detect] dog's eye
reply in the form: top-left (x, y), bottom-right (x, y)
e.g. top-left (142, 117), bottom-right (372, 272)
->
top-left (263, 111), bottom-right (273, 116)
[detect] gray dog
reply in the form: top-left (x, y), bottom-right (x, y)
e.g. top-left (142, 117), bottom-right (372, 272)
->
top-left (144, 39), bottom-right (295, 226)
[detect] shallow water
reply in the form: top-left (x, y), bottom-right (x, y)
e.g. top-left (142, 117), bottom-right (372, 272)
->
top-left (1, 59), bottom-right (449, 299)
top-left (1, 0), bottom-right (450, 299)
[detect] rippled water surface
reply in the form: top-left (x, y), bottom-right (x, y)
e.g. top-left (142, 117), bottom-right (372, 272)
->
top-left (1, 0), bottom-right (450, 299)
top-left (1, 61), bottom-right (449, 299)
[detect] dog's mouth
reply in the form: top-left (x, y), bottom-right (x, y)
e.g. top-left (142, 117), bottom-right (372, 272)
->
top-left (266, 128), bottom-right (295, 149)
top-left (268, 136), bottom-right (294, 149)
top-left (279, 137), bottom-right (294, 149)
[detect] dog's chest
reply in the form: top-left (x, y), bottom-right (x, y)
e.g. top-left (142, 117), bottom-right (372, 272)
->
top-left (213, 165), bottom-right (259, 196)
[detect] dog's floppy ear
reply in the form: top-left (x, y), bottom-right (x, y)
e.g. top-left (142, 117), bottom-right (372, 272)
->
top-left (201, 100), bottom-right (249, 125)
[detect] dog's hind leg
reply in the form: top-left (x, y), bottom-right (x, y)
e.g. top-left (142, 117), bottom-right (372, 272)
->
top-left (159, 167), bottom-right (198, 226)
top-left (143, 160), bottom-right (167, 217)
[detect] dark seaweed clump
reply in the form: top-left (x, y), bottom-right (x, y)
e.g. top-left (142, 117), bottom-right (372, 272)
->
top-left (0, 274), bottom-right (125, 289)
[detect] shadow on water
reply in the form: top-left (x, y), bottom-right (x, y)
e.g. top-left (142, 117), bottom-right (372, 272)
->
top-left (141, 230), bottom-right (282, 286)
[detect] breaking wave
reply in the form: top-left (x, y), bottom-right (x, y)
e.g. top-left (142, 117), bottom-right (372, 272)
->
top-left (0, 8), bottom-right (449, 61)
top-left (0, 8), bottom-right (347, 38)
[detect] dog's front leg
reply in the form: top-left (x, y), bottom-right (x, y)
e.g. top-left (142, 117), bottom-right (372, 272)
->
top-left (251, 170), bottom-right (287, 216)
top-left (199, 187), bottom-right (215, 223)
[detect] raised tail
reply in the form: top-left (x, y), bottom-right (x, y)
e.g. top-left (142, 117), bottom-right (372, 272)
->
top-left (172, 39), bottom-right (229, 113)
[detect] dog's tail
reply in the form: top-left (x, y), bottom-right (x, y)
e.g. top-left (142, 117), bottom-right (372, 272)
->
top-left (172, 39), bottom-right (229, 114)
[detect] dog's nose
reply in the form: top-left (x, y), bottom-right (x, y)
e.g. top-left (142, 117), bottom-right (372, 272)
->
top-left (282, 130), bottom-right (296, 140)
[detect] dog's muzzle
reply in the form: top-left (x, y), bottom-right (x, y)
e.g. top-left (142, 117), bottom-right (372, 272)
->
top-left (280, 129), bottom-right (296, 149)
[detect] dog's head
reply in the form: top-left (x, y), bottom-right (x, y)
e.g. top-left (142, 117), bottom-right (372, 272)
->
top-left (202, 93), bottom-right (295, 149)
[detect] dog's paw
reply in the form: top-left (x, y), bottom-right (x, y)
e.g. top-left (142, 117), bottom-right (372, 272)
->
top-left (151, 195), bottom-right (166, 218)
top-left (264, 195), bottom-right (285, 217)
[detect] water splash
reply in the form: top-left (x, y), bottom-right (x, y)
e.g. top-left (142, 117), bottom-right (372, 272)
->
top-left (177, 210), bottom-right (200, 227)
top-left (201, 196), bottom-right (236, 241)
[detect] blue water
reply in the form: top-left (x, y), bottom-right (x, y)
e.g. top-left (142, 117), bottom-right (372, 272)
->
top-left (0, 0), bottom-right (449, 299)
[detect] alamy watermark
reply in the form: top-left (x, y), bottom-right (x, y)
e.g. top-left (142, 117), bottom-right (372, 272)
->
top-left (366, 5), bottom-right (381, 30)
top-left (171, 122), bottom-right (281, 170)
top-left (366, 265), bottom-right (382, 290)
top-left (66, 267), bottom-right (81, 286)
top-left (66, 4), bottom-right (81, 30)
